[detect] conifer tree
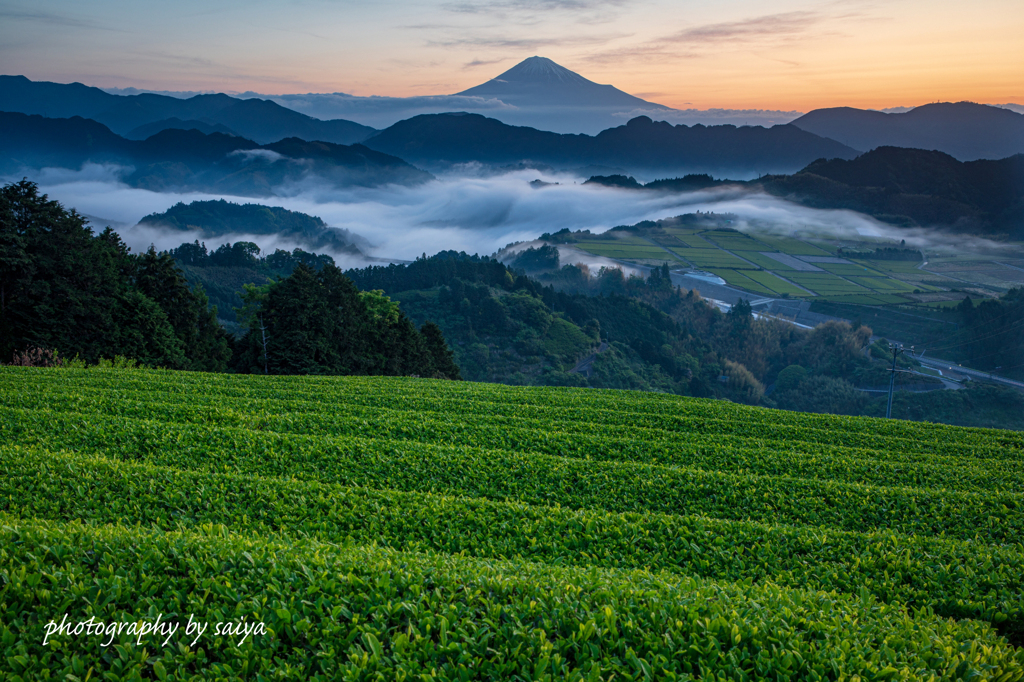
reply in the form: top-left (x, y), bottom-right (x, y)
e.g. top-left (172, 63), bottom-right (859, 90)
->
top-left (420, 321), bottom-right (461, 380)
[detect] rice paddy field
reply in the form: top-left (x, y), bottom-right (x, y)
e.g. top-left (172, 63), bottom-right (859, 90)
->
top-left (568, 225), bottom-right (1024, 306)
top-left (672, 248), bottom-right (752, 270)
top-left (572, 236), bottom-right (685, 262)
top-left (2, 367), bottom-right (1024, 680)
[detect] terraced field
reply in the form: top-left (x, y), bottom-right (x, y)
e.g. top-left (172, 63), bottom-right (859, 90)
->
top-left (2, 367), bottom-right (1024, 680)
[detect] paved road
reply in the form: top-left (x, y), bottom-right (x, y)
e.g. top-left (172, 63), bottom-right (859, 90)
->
top-left (917, 356), bottom-right (1024, 391)
top-left (606, 259), bottom-right (758, 306)
top-left (569, 341), bottom-right (609, 377)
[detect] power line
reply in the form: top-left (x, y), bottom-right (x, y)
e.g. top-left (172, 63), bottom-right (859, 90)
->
top-left (931, 346), bottom-right (1020, 365)
top-left (919, 317), bottom-right (1024, 352)
top-left (917, 317), bottom-right (1024, 354)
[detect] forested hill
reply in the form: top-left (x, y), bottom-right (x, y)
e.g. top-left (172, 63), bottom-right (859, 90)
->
top-left (141, 200), bottom-right (331, 234)
top-left (137, 200), bottom-right (368, 254)
top-left (345, 248), bottom-right (1024, 430)
top-left (760, 147), bottom-right (1024, 236)
top-left (345, 253), bottom-right (871, 403)
top-left (584, 147), bottom-right (1024, 237)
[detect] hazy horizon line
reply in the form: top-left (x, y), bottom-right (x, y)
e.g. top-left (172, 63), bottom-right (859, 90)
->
top-left (97, 83), bottom-right (1022, 115)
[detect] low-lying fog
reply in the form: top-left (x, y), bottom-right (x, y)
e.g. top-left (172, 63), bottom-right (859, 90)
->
top-left (8, 163), bottom-right (1010, 267)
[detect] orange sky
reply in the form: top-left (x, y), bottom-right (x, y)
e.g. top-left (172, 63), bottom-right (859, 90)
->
top-left (1, 0), bottom-right (1021, 110)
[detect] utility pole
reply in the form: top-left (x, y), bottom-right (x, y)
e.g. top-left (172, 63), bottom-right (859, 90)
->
top-left (886, 342), bottom-right (914, 419)
top-left (258, 315), bottom-right (270, 374)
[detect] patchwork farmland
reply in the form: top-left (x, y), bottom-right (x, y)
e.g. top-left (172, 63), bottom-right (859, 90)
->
top-left (567, 219), bottom-right (1024, 308)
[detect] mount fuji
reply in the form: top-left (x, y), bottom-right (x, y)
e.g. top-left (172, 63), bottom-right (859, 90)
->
top-left (455, 56), bottom-right (668, 110)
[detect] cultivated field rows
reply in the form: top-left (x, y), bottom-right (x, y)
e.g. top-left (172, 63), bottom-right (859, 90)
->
top-left (3, 367), bottom-right (1023, 679)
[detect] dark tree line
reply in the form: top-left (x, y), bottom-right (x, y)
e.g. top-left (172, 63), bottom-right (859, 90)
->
top-left (509, 245), bottom-right (560, 272)
top-left (170, 240), bottom-right (336, 272)
top-left (837, 245), bottom-right (922, 261)
top-left (347, 251), bottom-right (516, 293)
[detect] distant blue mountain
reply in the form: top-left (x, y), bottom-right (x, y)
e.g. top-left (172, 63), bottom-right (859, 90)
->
top-left (0, 75), bottom-right (377, 145)
top-left (791, 103), bottom-right (1024, 161)
top-left (126, 118), bottom-right (239, 140)
top-left (364, 112), bottom-right (860, 177)
top-left (0, 111), bottom-right (430, 194)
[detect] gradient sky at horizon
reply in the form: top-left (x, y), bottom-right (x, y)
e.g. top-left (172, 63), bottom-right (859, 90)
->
top-left (1, 0), bottom-right (1021, 111)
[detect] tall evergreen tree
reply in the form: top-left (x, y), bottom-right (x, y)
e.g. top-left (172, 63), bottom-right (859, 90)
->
top-left (420, 321), bottom-right (461, 380)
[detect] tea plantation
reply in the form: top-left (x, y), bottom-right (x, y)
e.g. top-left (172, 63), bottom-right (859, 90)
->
top-left (2, 367), bottom-right (1023, 680)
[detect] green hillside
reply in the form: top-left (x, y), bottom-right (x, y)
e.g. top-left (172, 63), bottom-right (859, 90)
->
top-left (2, 367), bottom-right (1024, 680)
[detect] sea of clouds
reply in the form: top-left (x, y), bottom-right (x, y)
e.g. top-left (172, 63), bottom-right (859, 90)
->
top-left (9, 163), bottom-right (1006, 268)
